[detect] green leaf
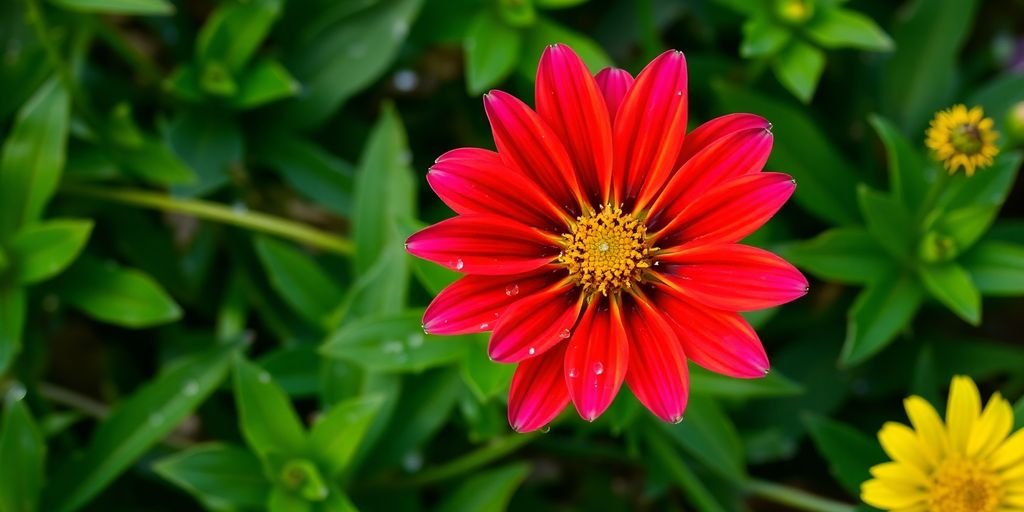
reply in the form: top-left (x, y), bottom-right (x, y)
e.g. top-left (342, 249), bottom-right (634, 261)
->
top-left (0, 287), bottom-right (26, 373)
top-left (740, 16), bottom-right (790, 58)
top-left (196, 0), bottom-right (282, 72)
top-left (167, 109), bottom-right (244, 198)
top-left (268, 487), bottom-right (312, 512)
top-left (689, 366), bottom-right (803, 399)
top-left (254, 136), bottom-right (353, 217)
top-left (803, 414), bottom-right (886, 495)
top-left (464, 10), bottom-right (521, 94)
top-left (771, 40), bottom-right (825, 103)
top-left (660, 395), bottom-right (745, 482)
top-left (857, 186), bottom-right (916, 261)
top-left (535, 0), bottom-right (587, 7)
top-left (233, 358), bottom-right (307, 459)
top-left (713, 84), bottom-right (861, 226)
top-left (918, 262), bottom-right (981, 325)
top-left (929, 205), bottom-right (998, 259)
top-left (881, 0), bottom-right (978, 131)
top-left (53, 256), bottom-right (182, 328)
top-left (153, 443), bottom-right (268, 511)
top-left (48, 0), bottom-right (172, 15)
top-left (460, 337), bottom-right (514, 402)
top-left (435, 463), bottom-right (531, 512)
top-left (308, 396), bottom-right (383, 477)
top-left (930, 338), bottom-right (1024, 383)
top-left (961, 240), bottom-right (1024, 296)
top-left (841, 271), bottom-right (924, 366)
top-left (779, 227), bottom-right (893, 285)
top-left (939, 151), bottom-right (1022, 216)
top-left (0, 395), bottom-right (45, 512)
top-left (259, 346), bottom-right (320, 397)
top-left (805, 8), bottom-right (893, 51)
top-left (968, 72), bottom-right (1024, 138)
top-left (1015, 396), bottom-right (1023, 428)
top-left (498, 0), bottom-right (536, 26)
top-left (868, 114), bottom-right (931, 212)
top-left (519, 17), bottom-right (611, 78)
top-left (232, 58), bottom-right (301, 110)
top-left (0, 78), bottom-right (70, 239)
top-left (7, 219), bottom-right (92, 284)
top-left (320, 311), bottom-right (468, 373)
top-left (117, 137), bottom-right (198, 186)
top-left (254, 236), bottom-right (344, 328)
top-left (45, 343), bottom-right (236, 512)
top-left (411, 255), bottom-right (460, 296)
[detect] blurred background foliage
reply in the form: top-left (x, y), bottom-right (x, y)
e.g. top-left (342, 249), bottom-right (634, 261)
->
top-left (0, 0), bottom-right (1023, 510)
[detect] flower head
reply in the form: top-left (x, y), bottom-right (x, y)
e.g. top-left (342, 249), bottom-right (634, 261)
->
top-left (406, 45), bottom-right (807, 432)
top-left (862, 376), bottom-right (1024, 512)
top-left (926, 104), bottom-right (999, 176)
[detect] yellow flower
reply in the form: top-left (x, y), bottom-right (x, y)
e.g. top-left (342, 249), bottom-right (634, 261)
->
top-left (861, 376), bottom-right (1024, 512)
top-left (925, 104), bottom-right (999, 176)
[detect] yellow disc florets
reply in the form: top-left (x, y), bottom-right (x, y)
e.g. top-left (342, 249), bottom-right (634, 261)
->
top-left (559, 205), bottom-right (652, 296)
top-left (926, 104), bottom-right (999, 176)
top-left (928, 458), bottom-right (1002, 512)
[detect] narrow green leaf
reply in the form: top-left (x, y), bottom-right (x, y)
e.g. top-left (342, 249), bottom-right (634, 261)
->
top-left (436, 463), bottom-right (531, 512)
top-left (48, 0), bottom-right (173, 15)
top-left (961, 240), bottom-right (1024, 296)
top-left (939, 150), bottom-right (1023, 215)
top-left (233, 358), bottom-right (307, 458)
top-left (233, 58), bottom-right (301, 109)
top-left (660, 395), bottom-right (745, 482)
top-left (968, 73), bottom-right (1024, 137)
top-left (740, 16), bottom-right (790, 58)
top-left (857, 186), bottom-right (916, 261)
top-left (802, 414), bottom-right (886, 495)
top-left (307, 395), bottom-right (383, 477)
top-left (918, 262), bottom-right (981, 325)
top-left (53, 256), bottom-right (182, 328)
top-left (45, 343), bottom-right (236, 512)
top-left (771, 40), bottom-right (825, 103)
top-left (259, 346), bottom-right (320, 397)
top-left (117, 138), bottom-right (197, 186)
top-left (805, 8), bottom-right (893, 51)
top-left (320, 311), bottom-right (468, 373)
top-left (167, 109), bottom-right (244, 198)
top-left (196, 0), bottom-right (282, 72)
top-left (0, 78), bottom-right (70, 239)
top-left (690, 366), bottom-right (803, 399)
top-left (254, 236), bottom-right (344, 327)
top-left (868, 114), bottom-right (931, 212)
top-left (153, 443), bottom-right (268, 511)
top-left (254, 136), bottom-right (353, 217)
top-left (465, 10), bottom-right (521, 94)
top-left (841, 271), bottom-right (923, 366)
top-left (268, 487), bottom-right (312, 512)
top-left (646, 427), bottom-right (728, 512)
top-left (0, 396), bottom-right (45, 512)
top-left (930, 205), bottom-right (998, 259)
top-left (8, 219), bottom-right (92, 284)
top-left (461, 337), bottom-right (514, 402)
top-left (779, 227), bottom-right (893, 285)
top-left (931, 338), bottom-right (1024, 382)
top-left (518, 17), bottom-right (611, 78)
top-left (0, 287), bottom-right (26, 373)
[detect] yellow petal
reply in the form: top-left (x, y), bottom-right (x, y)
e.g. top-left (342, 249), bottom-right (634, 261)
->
top-left (869, 461), bottom-right (930, 487)
top-left (879, 422), bottom-right (933, 474)
top-left (861, 479), bottom-right (927, 510)
top-left (894, 505), bottom-right (929, 512)
top-left (994, 430), bottom-right (1024, 471)
top-left (946, 375), bottom-right (981, 455)
top-left (968, 393), bottom-right (1015, 458)
top-left (904, 396), bottom-right (947, 465)
top-left (1006, 494), bottom-right (1024, 507)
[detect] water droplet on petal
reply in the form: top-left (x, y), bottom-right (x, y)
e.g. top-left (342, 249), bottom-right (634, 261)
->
top-left (479, 322), bottom-right (489, 330)
top-left (505, 284), bottom-right (519, 296)
top-left (258, 372), bottom-right (271, 383)
top-left (455, 258), bottom-right (465, 270)
top-left (593, 362), bottom-right (604, 375)
top-left (528, 347), bottom-right (536, 355)
top-left (568, 368), bottom-right (579, 378)
top-left (183, 380), bottom-right (200, 396)
top-left (559, 329), bottom-right (571, 339)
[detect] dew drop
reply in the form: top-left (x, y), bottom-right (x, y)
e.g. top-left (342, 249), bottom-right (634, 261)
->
top-left (528, 347), bottom-right (536, 356)
top-left (258, 371), bottom-right (271, 383)
top-left (183, 380), bottom-right (200, 396)
top-left (393, 69), bottom-right (418, 92)
top-left (559, 329), bottom-right (571, 339)
top-left (568, 367), bottom-right (579, 378)
top-left (383, 341), bottom-right (404, 354)
top-left (455, 258), bottom-right (465, 270)
top-left (673, 416), bottom-right (685, 424)
top-left (593, 362), bottom-right (604, 375)
top-left (402, 451), bottom-right (423, 472)
top-left (407, 333), bottom-right (424, 348)
top-left (479, 322), bottom-right (489, 330)
top-left (539, 425), bottom-right (551, 433)
top-left (505, 284), bottom-right (520, 296)
top-left (6, 383), bottom-right (26, 402)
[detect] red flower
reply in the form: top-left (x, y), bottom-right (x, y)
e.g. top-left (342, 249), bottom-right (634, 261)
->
top-left (406, 45), bottom-right (807, 432)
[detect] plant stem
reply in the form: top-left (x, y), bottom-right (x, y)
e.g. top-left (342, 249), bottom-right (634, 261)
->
top-left (62, 185), bottom-right (355, 255)
top-left (38, 382), bottom-right (109, 419)
top-left (391, 434), bottom-right (536, 488)
top-left (745, 478), bottom-right (856, 512)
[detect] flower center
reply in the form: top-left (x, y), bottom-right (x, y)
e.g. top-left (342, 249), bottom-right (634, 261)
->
top-left (559, 205), bottom-right (652, 296)
top-left (951, 123), bottom-right (984, 155)
top-left (929, 457), bottom-right (1002, 512)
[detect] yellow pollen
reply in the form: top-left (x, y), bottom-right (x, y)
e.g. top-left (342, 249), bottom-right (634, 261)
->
top-left (559, 205), bottom-right (652, 296)
top-left (925, 104), bottom-right (999, 176)
top-left (928, 458), bottom-right (1001, 512)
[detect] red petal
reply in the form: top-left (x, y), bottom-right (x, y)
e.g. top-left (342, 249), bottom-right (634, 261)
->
top-left (489, 283), bottom-right (583, 362)
top-left (406, 215), bottom-right (558, 275)
top-left (594, 68), bottom-right (634, 124)
top-left (508, 342), bottom-right (569, 433)
top-left (537, 44), bottom-right (614, 205)
top-left (650, 283), bottom-right (769, 378)
top-left (654, 172), bottom-right (795, 248)
top-left (613, 50), bottom-right (688, 210)
top-left (428, 148), bottom-right (568, 232)
top-left (675, 113), bottom-right (770, 168)
top-left (423, 269), bottom-right (560, 335)
top-left (622, 294), bottom-right (689, 423)
top-left (658, 244), bottom-right (808, 311)
top-left (564, 298), bottom-right (628, 421)
top-left (484, 90), bottom-right (585, 213)
top-left (648, 126), bottom-right (773, 231)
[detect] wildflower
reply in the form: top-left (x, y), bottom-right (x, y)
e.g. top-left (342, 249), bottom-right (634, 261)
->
top-left (862, 375), bottom-right (1024, 511)
top-left (406, 45), bottom-right (807, 432)
top-left (925, 104), bottom-right (999, 176)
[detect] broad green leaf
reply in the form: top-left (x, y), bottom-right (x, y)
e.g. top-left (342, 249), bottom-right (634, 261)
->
top-left (254, 136), bottom-right (353, 217)
top-left (929, 205), bottom-right (998, 260)
top-left (8, 219), bottom-right (92, 284)
top-left (232, 58), bottom-right (301, 110)
top-left (961, 240), bottom-right (1024, 296)
top-left (168, 109), bottom-right (243, 197)
top-left (0, 395), bottom-right (45, 512)
top-left (48, 0), bottom-right (172, 15)
top-left (233, 358), bottom-right (307, 459)
top-left (196, 0), bottom-right (282, 72)
top-left (320, 311), bottom-right (468, 372)
top-left (153, 443), bottom-right (268, 511)
top-left (465, 10), bottom-right (521, 94)
top-left (308, 396), bottom-right (383, 477)
top-left (254, 236), bottom-right (344, 328)
top-left (918, 262), bottom-right (981, 325)
top-left (118, 138), bottom-right (197, 186)
top-left (841, 271), bottom-right (923, 366)
top-left (518, 17), bottom-right (611, 78)
top-left (660, 395), bottom-right (745, 482)
top-left (868, 115), bottom-right (931, 212)
top-left (968, 73), bottom-right (1024, 138)
top-left (461, 337), bottom-right (514, 402)
top-left (803, 414), bottom-right (886, 495)
top-left (771, 40), bottom-right (825, 103)
top-left (45, 343), bottom-right (236, 512)
top-left (436, 463), bottom-right (531, 512)
top-left (939, 151), bottom-right (1022, 216)
top-left (740, 16), bottom-right (790, 58)
top-left (857, 186), bottom-right (916, 261)
top-left (276, 0), bottom-right (423, 128)
top-left (53, 256), bottom-right (182, 328)
top-left (689, 366), bottom-right (803, 399)
top-left (713, 84), bottom-right (861, 226)
top-left (0, 287), bottom-right (25, 373)
top-left (779, 227), bottom-right (893, 285)
top-left (805, 8), bottom-right (893, 51)
top-left (0, 2), bottom-right (50, 122)
top-left (881, 0), bottom-right (978, 131)
top-left (0, 78), bottom-right (70, 239)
